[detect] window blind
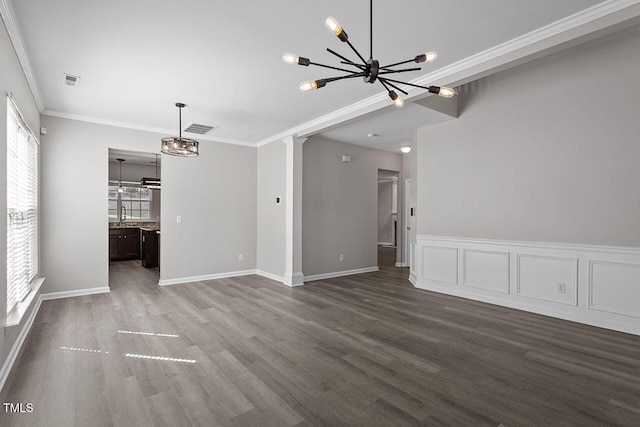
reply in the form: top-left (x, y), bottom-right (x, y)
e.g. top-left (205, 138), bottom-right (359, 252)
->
top-left (6, 96), bottom-right (38, 315)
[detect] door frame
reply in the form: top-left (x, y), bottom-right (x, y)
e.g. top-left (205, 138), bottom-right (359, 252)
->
top-left (404, 178), bottom-right (411, 267)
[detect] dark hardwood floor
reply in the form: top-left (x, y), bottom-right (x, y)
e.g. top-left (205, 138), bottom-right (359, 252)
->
top-left (1, 250), bottom-right (639, 426)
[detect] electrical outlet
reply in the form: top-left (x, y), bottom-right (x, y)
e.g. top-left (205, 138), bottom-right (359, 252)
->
top-left (340, 254), bottom-right (344, 261)
top-left (238, 254), bottom-right (244, 261)
top-left (176, 215), bottom-right (182, 224)
top-left (557, 282), bottom-right (566, 294)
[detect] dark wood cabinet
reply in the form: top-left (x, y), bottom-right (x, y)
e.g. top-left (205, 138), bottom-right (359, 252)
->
top-left (109, 231), bottom-right (121, 260)
top-left (122, 228), bottom-right (140, 259)
top-left (109, 228), bottom-right (140, 261)
top-left (141, 229), bottom-right (159, 268)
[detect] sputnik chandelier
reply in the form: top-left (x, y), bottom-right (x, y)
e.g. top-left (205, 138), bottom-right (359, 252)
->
top-left (282, 0), bottom-right (455, 107)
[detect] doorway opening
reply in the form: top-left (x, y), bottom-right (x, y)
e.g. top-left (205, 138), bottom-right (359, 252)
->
top-left (108, 149), bottom-right (161, 290)
top-left (377, 169), bottom-right (400, 270)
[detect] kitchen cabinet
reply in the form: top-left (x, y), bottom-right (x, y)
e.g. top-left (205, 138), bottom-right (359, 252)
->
top-left (109, 228), bottom-right (140, 261)
top-left (141, 228), bottom-right (159, 268)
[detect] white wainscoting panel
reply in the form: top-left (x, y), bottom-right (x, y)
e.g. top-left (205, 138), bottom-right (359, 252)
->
top-left (411, 236), bottom-right (640, 335)
top-left (589, 261), bottom-right (640, 318)
top-left (517, 255), bottom-right (578, 306)
top-left (409, 234), bottom-right (417, 284)
top-left (420, 246), bottom-right (458, 285)
top-left (463, 249), bottom-right (510, 293)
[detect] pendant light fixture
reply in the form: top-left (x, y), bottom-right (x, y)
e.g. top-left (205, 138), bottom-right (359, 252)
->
top-left (161, 103), bottom-right (199, 157)
top-left (141, 154), bottom-right (161, 190)
top-left (282, 0), bottom-right (455, 107)
top-left (116, 158), bottom-right (125, 193)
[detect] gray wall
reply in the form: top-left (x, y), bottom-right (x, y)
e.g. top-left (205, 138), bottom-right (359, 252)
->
top-left (256, 142), bottom-right (286, 277)
top-left (161, 141), bottom-right (257, 280)
top-left (377, 181), bottom-right (393, 244)
top-left (41, 116), bottom-right (257, 293)
top-left (416, 23), bottom-right (640, 247)
top-left (108, 160), bottom-right (161, 221)
top-left (303, 136), bottom-right (403, 276)
top-left (0, 18), bottom-right (41, 384)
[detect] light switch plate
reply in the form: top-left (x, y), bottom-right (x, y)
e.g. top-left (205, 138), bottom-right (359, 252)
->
top-left (176, 215), bottom-right (182, 224)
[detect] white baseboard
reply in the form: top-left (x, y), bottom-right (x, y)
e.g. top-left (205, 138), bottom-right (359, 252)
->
top-left (40, 286), bottom-right (111, 300)
top-left (395, 262), bottom-right (409, 267)
top-left (411, 235), bottom-right (640, 336)
top-left (304, 266), bottom-right (379, 282)
top-left (158, 270), bottom-right (256, 286)
top-left (256, 270), bottom-right (285, 283)
top-left (1, 296), bottom-right (43, 392)
top-left (283, 272), bottom-right (305, 287)
top-left (378, 242), bottom-right (394, 246)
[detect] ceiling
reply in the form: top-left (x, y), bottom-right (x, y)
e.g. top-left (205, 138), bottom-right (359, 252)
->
top-left (8, 0), bottom-right (633, 151)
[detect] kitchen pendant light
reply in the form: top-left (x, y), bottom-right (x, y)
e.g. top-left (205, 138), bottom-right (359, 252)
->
top-left (141, 154), bottom-right (161, 189)
top-left (283, 0), bottom-right (455, 107)
top-left (161, 103), bottom-right (199, 157)
top-left (117, 158), bottom-right (125, 193)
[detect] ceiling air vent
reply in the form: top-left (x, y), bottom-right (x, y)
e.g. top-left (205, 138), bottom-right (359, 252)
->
top-left (64, 74), bottom-right (80, 87)
top-left (183, 122), bottom-right (217, 135)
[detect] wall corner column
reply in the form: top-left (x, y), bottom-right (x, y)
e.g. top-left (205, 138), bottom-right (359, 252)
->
top-left (283, 135), bottom-right (306, 287)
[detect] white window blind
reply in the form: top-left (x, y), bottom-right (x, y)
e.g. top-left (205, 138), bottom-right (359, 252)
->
top-left (6, 96), bottom-right (38, 315)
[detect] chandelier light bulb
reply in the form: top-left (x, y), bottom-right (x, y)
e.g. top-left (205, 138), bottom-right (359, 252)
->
top-left (325, 16), bottom-right (343, 35)
top-left (299, 80), bottom-right (318, 92)
top-left (282, 53), bottom-right (299, 64)
top-left (438, 87), bottom-right (455, 98)
top-left (416, 51), bottom-right (438, 63)
top-left (400, 146), bottom-right (411, 154)
top-left (388, 91), bottom-right (404, 108)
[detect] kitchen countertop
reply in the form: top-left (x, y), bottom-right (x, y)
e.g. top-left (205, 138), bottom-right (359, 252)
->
top-left (140, 227), bottom-right (160, 232)
top-left (109, 222), bottom-right (159, 229)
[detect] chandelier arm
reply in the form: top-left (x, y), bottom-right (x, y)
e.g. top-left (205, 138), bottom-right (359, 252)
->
top-left (378, 67), bottom-right (422, 75)
top-left (377, 78), bottom-right (392, 93)
top-left (341, 61), bottom-right (366, 69)
top-left (321, 72), bottom-right (367, 84)
top-left (377, 77), bottom-right (430, 90)
top-left (345, 40), bottom-right (368, 65)
top-left (379, 78), bottom-right (409, 96)
top-left (309, 62), bottom-right (363, 74)
top-left (326, 48), bottom-right (360, 67)
top-left (380, 58), bottom-right (416, 69)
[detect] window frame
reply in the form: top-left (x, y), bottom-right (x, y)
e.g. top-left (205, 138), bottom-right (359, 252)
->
top-left (108, 181), bottom-right (152, 222)
top-left (6, 94), bottom-right (42, 322)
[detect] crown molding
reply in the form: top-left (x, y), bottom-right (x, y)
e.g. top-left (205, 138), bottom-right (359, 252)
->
top-left (0, 0), bottom-right (45, 112)
top-left (42, 109), bottom-right (256, 148)
top-left (257, 0), bottom-right (640, 147)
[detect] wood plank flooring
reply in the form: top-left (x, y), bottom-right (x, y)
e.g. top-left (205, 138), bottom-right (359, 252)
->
top-left (1, 247), bottom-right (639, 426)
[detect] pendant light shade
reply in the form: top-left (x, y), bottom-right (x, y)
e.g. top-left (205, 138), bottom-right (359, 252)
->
top-left (141, 154), bottom-right (161, 189)
top-left (141, 178), bottom-right (161, 189)
top-left (161, 103), bottom-right (199, 157)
